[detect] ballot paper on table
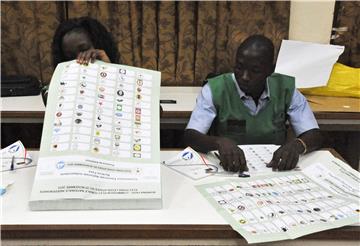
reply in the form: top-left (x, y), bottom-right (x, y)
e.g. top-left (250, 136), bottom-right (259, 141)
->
top-left (197, 150), bottom-right (360, 244)
top-left (1, 140), bottom-right (32, 196)
top-left (274, 40), bottom-right (344, 88)
top-left (163, 145), bottom-right (279, 180)
top-left (162, 147), bottom-right (217, 180)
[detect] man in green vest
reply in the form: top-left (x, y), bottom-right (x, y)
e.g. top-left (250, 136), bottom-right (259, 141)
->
top-left (184, 35), bottom-right (323, 172)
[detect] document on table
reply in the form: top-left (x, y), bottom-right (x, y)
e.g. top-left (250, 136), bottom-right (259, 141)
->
top-left (275, 40), bottom-right (344, 88)
top-left (197, 151), bottom-right (360, 243)
top-left (0, 140), bottom-right (33, 172)
top-left (29, 60), bottom-right (162, 210)
top-left (163, 145), bottom-right (280, 180)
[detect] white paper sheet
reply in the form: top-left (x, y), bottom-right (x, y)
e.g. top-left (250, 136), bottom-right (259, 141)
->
top-left (0, 140), bottom-right (33, 171)
top-left (275, 40), bottom-right (344, 88)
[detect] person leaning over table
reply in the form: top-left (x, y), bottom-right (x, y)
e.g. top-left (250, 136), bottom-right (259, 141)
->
top-left (52, 16), bottom-right (120, 67)
top-left (43, 16), bottom-right (163, 115)
top-left (183, 35), bottom-right (323, 172)
top-left (41, 16), bottom-right (119, 103)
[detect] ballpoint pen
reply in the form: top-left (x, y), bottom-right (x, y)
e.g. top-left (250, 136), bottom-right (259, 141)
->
top-left (238, 171), bottom-right (250, 178)
top-left (10, 156), bottom-right (15, 171)
top-left (160, 99), bottom-right (177, 104)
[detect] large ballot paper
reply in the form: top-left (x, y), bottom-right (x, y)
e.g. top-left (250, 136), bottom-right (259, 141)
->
top-left (197, 151), bottom-right (360, 243)
top-left (29, 60), bottom-right (162, 210)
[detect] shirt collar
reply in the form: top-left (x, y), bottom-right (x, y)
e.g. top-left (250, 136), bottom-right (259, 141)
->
top-left (231, 73), bottom-right (270, 100)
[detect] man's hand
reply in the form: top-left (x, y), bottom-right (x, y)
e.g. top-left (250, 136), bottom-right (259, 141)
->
top-left (76, 49), bottom-right (110, 65)
top-left (268, 139), bottom-right (305, 171)
top-left (215, 138), bottom-right (248, 172)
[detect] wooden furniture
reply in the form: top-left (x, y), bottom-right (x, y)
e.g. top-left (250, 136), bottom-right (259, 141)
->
top-left (2, 88), bottom-right (359, 131)
top-left (0, 94), bottom-right (45, 123)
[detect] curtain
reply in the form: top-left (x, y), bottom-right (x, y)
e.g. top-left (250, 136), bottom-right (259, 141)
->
top-left (332, 1), bottom-right (360, 68)
top-left (1, 1), bottom-right (290, 86)
top-left (1, 1), bottom-right (64, 84)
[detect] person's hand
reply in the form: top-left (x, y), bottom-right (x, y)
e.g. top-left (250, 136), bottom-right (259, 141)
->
top-left (76, 49), bottom-right (110, 65)
top-left (215, 137), bottom-right (248, 172)
top-left (267, 139), bottom-right (305, 171)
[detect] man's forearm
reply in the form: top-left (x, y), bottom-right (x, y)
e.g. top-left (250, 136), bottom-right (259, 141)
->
top-left (183, 129), bottom-right (222, 153)
top-left (298, 128), bottom-right (323, 154)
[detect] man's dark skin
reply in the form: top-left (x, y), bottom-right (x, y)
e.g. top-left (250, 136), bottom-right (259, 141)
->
top-left (184, 37), bottom-right (323, 172)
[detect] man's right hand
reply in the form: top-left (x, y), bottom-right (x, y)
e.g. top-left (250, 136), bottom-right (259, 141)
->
top-left (215, 137), bottom-right (248, 172)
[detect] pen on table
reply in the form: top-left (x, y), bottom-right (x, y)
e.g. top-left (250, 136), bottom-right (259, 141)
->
top-left (10, 156), bottom-right (15, 171)
top-left (160, 99), bottom-right (177, 104)
top-left (238, 171), bottom-right (250, 178)
top-left (214, 152), bottom-right (250, 178)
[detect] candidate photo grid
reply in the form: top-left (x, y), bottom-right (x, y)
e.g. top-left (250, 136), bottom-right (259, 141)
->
top-left (205, 174), bottom-right (359, 235)
top-left (51, 62), bottom-right (154, 160)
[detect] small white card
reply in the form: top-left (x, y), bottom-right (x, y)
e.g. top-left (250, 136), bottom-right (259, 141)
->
top-left (0, 140), bottom-right (33, 171)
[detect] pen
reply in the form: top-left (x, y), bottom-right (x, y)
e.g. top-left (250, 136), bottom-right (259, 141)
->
top-left (214, 152), bottom-right (221, 161)
top-left (10, 156), bottom-right (15, 171)
top-left (214, 152), bottom-right (250, 178)
top-left (160, 99), bottom-right (177, 104)
top-left (238, 171), bottom-right (250, 178)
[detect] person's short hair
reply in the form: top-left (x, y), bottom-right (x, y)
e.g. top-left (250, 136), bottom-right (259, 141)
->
top-left (52, 17), bottom-right (119, 67)
top-left (236, 35), bottom-right (274, 64)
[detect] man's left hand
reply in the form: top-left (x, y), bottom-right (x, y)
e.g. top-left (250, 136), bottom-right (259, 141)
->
top-left (268, 139), bottom-right (305, 171)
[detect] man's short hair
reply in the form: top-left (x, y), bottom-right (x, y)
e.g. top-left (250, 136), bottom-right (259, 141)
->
top-left (236, 35), bottom-right (274, 63)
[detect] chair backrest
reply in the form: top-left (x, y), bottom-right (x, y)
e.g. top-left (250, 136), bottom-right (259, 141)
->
top-left (202, 72), bottom-right (223, 86)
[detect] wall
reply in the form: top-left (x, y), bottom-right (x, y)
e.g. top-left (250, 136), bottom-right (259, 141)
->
top-left (289, 0), bottom-right (335, 44)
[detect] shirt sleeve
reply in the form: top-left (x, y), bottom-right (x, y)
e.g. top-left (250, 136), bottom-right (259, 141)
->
top-left (185, 84), bottom-right (217, 134)
top-left (288, 89), bottom-right (319, 136)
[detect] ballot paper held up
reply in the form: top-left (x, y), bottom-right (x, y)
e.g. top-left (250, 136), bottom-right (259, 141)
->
top-left (29, 60), bottom-right (162, 210)
top-left (275, 40), bottom-right (344, 88)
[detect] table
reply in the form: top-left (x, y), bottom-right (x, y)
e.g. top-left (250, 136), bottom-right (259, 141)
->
top-left (160, 87), bottom-right (360, 131)
top-left (1, 150), bottom-right (359, 245)
top-left (0, 94), bottom-right (45, 123)
top-left (1, 87), bottom-right (359, 131)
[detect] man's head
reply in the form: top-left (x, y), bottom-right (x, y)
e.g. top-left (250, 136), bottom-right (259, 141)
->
top-left (234, 35), bottom-right (274, 99)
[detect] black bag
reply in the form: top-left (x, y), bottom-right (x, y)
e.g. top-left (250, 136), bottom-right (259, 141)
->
top-left (1, 75), bottom-right (40, 97)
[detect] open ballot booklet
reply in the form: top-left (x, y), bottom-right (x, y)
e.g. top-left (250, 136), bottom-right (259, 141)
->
top-left (29, 60), bottom-right (162, 210)
top-left (197, 151), bottom-right (360, 243)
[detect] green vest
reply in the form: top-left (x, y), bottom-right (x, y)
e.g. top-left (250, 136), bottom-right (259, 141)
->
top-left (208, 73), bottom-right (295, 145)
